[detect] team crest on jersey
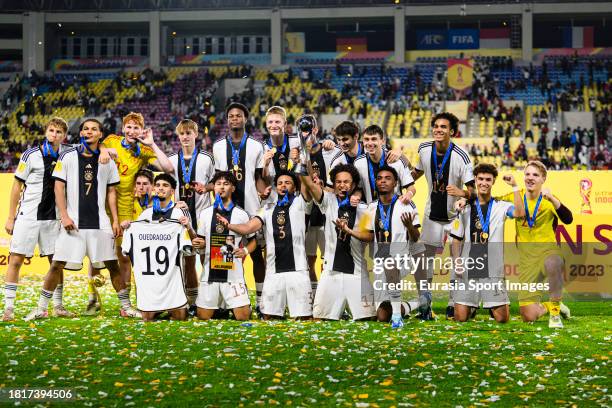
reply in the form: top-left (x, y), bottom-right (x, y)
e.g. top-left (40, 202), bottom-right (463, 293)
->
top-left (278, 154), bottom-right (288, 170)
top-left (312, 161), bottom-right (320, 178)
top-left (84, 170), bottom-right (94, 181)
top-left (215, 223), bottom-right (225, 233)
top-left (277, 212), bottom-right (286, 226)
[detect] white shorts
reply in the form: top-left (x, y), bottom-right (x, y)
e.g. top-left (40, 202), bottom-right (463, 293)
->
top-left (313, 271), bottom-right (375, 320)
top-left (420, 216), bottom-right (452, 248)
top-left (262, 271), bottom-right (312, 318)
top-left (9, 218), bottom-right (60, 257)
top-left (195, 281), bottom-right (251, 310)
top-left (305, 226), bottom-right (325, 257)
top-left (53, 229), bottom-right (117, 269)
top-left (453, 277), bottom-right (510, 309)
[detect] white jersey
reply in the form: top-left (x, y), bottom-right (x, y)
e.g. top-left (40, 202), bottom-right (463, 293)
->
top-left (415, 141), bottom-right (473, 223)
top-left (168, 149), bottom-right (215, 229)
top-left (353, 152), bottom-right (414, 204)
top-left (14, 143), bottom-right (72, 221)
top-left (138, 205), bottom-right (189, 223)
top-left (122, 220), bottom-right (192, 312)
top-left (316, 192), bottom-right (368, 276)
top-left (263, 134), bottom-right (301, 178)
top-left (308, 145), bottom-right (341, 228)
top-left (213, 135), bottom-right (264, 216)
top-left (197, 204), bottom-right (252, 283)
top-left (52, 148), bottom-right (120, 230)
top-left (255, 195), bottom-right (312, 274)
top-left (450, 199), bottom-right (514, 279)
top-left (368, 196), bottom-right (424, 257)
top-left (326, 143), bottom-right (364, 186)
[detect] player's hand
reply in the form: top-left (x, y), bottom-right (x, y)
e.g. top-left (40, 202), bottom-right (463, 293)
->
top-left (332, 218), bottom-right (351, 235)
top-left (313, 175), bottom-right (324, 188)
top-left (454, 198), bottom-right (467, 212)
top-left (138, 128), bottom-right (155, 146)
top-left (175, 201), bottom-right (188, 210)
top-left (259, 186), bottom-right (272, 200)
top-left (502, 174), bottom-right (517, 187)
top-left (5, 218), bottom-right (14, 235)
top-left (322, 139), bottom-right (336, 151)
top-left (350, 193), bottom-right (361, 207)
top-left (192, 237), bottom-right (205, 249)
top-left (98, 148), bottom-right (111, 165)
top-left (61, 215), bottom-right (77, 232)
top-left (112, 221), bottom-right (122, 238)
top-left (178, 216), bottom-right (190, 226)
top-left (446, 184), bottom-right (465, 198)
top-left (120, 220), bottom-right (131, 230)
top-left (541, 188), bottom-right (553, 201)
top-left (263, 149), bottom-right (274, 167)
top-left (216, 213), bottom-right (230, 228)
top-left (400, 212), bottom-right (414, 229)
top-left (233, 247), bottom-right (248, 259)
top-left (191, 182), bottom-right (206, 194)
top-left (386, 148), bottom-right (402, 164)
top-left (107, 148), bottom-right (118, 160)
top-left (398, 190), bottom-right (414, 204)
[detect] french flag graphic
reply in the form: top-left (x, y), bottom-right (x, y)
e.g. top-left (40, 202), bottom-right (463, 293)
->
top-left (562, 26), bottom-right (594, 48)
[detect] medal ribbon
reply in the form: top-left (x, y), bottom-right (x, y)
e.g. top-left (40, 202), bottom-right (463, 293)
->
top-left (152, 196), bottom-right (174, 214)
top-left (277, 192), bottom-right (295, 207)
top-left (524, 193), bottom-right (543, 229)
top-left (139, 193), bottom-right (149, 209)
top-left (337, 194), bottom-right (350, 208)
top-left (475, 198), bottom-right (494, 234)
top-left (432, 142), bottom-right (453, 182)
top-left (79, 137), bottom-right (100, 155)
top-left (179, 149), bottom-right (197, 185)
top-left (42, 139), bottom-right (58, 159)
top-left (267, 134), bottom-right (288, 156)
top-left (378, 194), bottom-right (398, 233)
top-left (229, 133), bottom-right (247, 167)
top-left (214, 193), bottom-right (234, 213)
top-left (121, 137), bottom-right (141, 158)
top-left (367, 150), bottom-right (386, 198)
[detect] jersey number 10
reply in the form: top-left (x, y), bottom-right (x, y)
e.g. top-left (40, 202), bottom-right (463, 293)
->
top-left (141, 246), bottom-right (169, 275)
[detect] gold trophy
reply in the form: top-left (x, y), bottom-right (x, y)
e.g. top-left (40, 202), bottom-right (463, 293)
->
top-left (579, 178), bottom-right (593, 215)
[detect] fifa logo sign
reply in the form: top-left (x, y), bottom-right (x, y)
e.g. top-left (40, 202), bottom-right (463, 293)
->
top-left (579, 178), bottom-right (593, 214)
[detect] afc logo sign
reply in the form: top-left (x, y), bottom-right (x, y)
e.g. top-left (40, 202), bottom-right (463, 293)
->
top-left (420, 34), bottom-right (445, 46)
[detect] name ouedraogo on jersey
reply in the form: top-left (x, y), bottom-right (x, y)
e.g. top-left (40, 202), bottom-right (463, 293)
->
top-left (122, 220), bottom-right (192, 312)
top-left (415, 141), bottom-right (473, 223)
top-left (52, 148), bottom-right (120, 230)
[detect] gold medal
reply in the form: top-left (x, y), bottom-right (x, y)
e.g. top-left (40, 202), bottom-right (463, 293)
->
top-left (270, 147), bottom-right (277, 155)
top-left (475, 220), bottom-right (482, 230)
top-left (233, 164), bottom-right (239, 171)
top-left (384, 230), bottom-right (390, 239)
top-left (481, 232), bottom-right (489, 240)
top-left (184, 182), bottom-right (190, 190)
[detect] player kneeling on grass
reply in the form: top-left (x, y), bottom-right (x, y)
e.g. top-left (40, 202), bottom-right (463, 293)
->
top-left (216, 170), bottom-right (313, 320)
top-left (191, 172), bottom-right (253, 321)
top-left (338, 166), bottom-right (424, 328)
top-left (26, 119), bottom-right (140, 320)
top-left (450, 164), bottom-right (525, 323)
top-left (299, 163), bottom-right (376, 321)
top-left (122, 173), bottom-right (195, 321)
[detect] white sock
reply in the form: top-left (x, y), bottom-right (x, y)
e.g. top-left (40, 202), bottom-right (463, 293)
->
top-left (53, 284), bottom-right (63, 308)
top-left (255, 282), bottom-right (264, 307)
top-left (390, 288), bottom-right (402, 316)
top-left (117, 289), bottom-right (131, 309)
top-left (186, 287), bottom-right (198, 305)
top-left (4, 283), bottom-right (17, 309)
top-left (407, 300), bottom-right (419, 314)
top-left (38, 289), bottom-right (53, 311)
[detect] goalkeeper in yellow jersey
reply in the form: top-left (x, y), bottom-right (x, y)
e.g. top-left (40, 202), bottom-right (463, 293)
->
top-left (499, 161), bottom-right (573, 328)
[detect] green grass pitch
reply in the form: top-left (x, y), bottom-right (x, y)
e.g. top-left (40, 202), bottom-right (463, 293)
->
top-left (0, 275), bottom-right (610, 407)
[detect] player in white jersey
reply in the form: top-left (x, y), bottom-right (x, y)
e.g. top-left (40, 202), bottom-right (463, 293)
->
top-left (411, 112), bottom-right (475, 320)
top-left (122, 220), bottom-right (192, 321)
top-left (192, 171), bottom-right (254, 321)
top-left (25, 118), bottom-right (140, 320)
top-left (217, 170), bottom-right (313, 319)
top-left (353, 125), bottom-right (415, 204)
top-left (3, 118), bottom-right (74, 320)
top-left (450, 164), bottom-right (524, 323)
top-left (122, 173), bottom-right (194, 321)
top-left (341, 166), bottom-right (424, 329)
top-left (212, 102), bottom-right (268, 314)
top-left (299, 162), bottom-right (376, 320)
top-left (168, 119), bottom-right (215, 311)
top-left (262, 106), bottom-right (300, 182)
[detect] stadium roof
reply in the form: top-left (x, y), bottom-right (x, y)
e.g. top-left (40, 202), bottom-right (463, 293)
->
top-left (2, 0), bottom-right (610, 12)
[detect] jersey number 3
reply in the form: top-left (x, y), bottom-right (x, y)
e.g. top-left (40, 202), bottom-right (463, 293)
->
top-left (141, 246), bottom-right (169, 275)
